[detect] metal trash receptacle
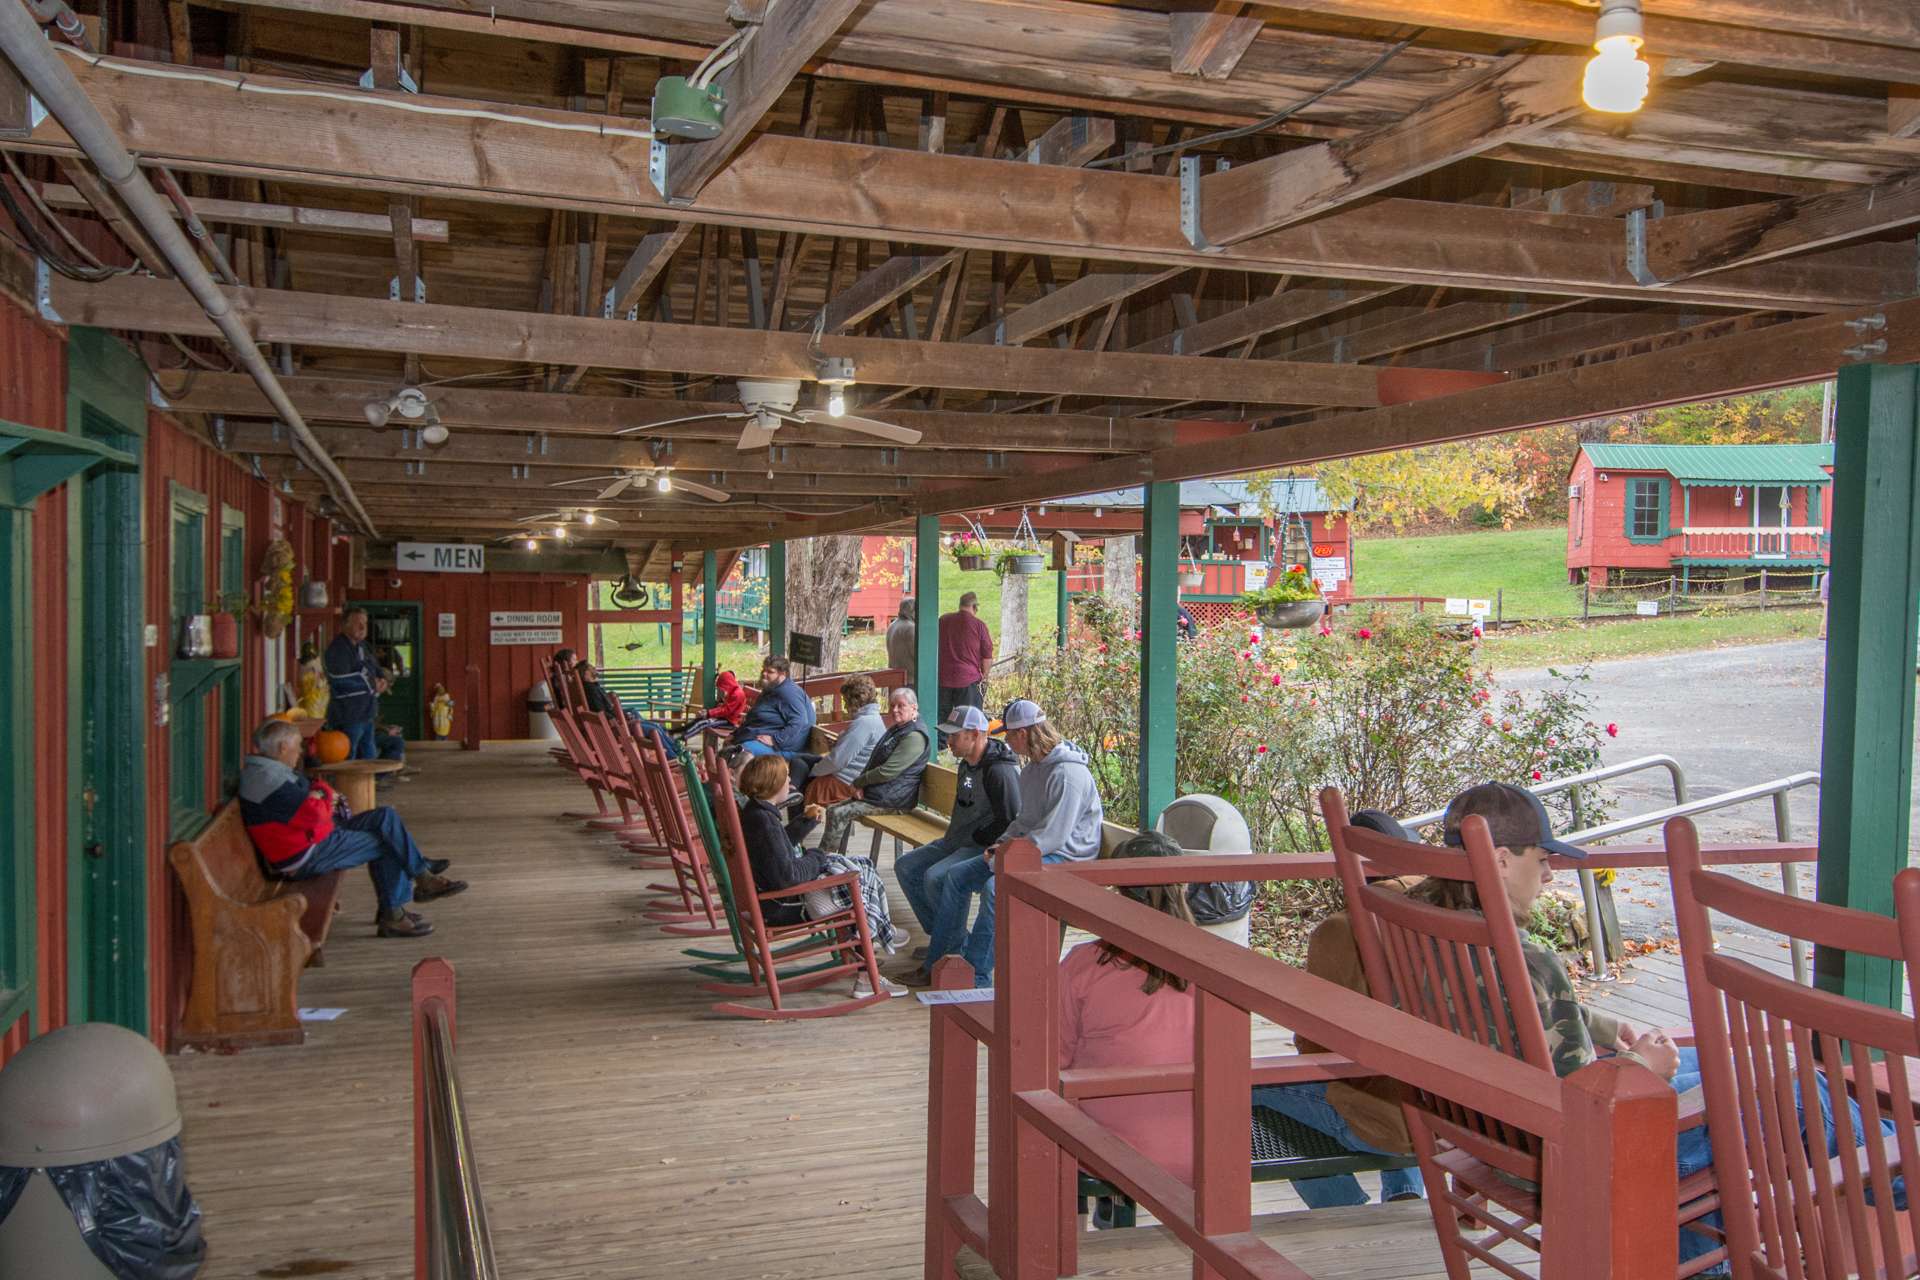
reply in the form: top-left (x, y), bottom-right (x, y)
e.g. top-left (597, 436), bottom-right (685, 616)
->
top-left (528, 679), bottom-right (560, 741)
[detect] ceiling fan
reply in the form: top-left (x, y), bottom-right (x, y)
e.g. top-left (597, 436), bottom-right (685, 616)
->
top-left (614, 377), bottom-right (923, 451)
top-left (547, 467), bottom-right (731, 503)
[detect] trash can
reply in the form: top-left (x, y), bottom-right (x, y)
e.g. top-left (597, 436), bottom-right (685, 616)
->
top-left (527, 680), bottom-right (560, 742)
top-left (1156, 795), bottom-right (1256, 947)
top-left (0, 1022), bottom-right (205, 1278)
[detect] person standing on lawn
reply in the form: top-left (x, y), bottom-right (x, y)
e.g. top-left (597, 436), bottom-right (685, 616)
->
top-left (886, 598), bottom-right (917, 684)
top-left (936, 592), bottom-right (993, 748)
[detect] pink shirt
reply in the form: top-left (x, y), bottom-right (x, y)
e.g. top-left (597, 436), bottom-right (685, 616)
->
top-left (1057, 941), bottom-right (1197, 1185)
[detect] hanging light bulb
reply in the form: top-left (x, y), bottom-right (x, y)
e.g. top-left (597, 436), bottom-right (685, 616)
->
top-left (1582, 0), bottom-right (1650, 114)
top-left (656, 473), bottom-right (672, 493)
top-left (553, 524), bottom-right (568, 539)
top-left (826, 386), bottom-right (847, 417)
top-left (582, 510), bottom-right (597, 526)
top-left (524, 537), bottom-right (538, 551)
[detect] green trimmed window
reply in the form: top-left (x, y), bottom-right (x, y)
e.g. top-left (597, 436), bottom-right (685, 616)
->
top-left (1626, 477), bottom-right (1668, 543)
top-left (169, 483), bottom-right (209, 837)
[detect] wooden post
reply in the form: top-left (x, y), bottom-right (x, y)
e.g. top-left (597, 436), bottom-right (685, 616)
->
top-left (915, 516), bottom-right (941, 730)
top-left (460, 663), bottom-right (481, 751)
top-left (1540, 1059), bottom-right (1677, 1279)
top-left (766, 539), bottom-right (787, 660)
top-left (1138, 481), bottom-right (1179, 827)
top-left (701, 551), bottom-right (719, 706)
top-left (1583, 579), bottom-right (1591, 621)
top-left (989, 842), bottom-right (1059, 1280)
top-left (1817, 362), bottom-right (1920, 1009)
top-left (924, 958), bottom-right (979, 1280)
top-left (669, 561), bottom-right (685, 676)
top-left (1759, 567), bottom-right (1768, 609)
top-left (1193, 989), bottom-right (1252, 1280)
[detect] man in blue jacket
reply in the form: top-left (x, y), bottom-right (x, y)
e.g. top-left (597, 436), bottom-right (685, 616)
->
top-left (730, 656), bottom-right (816, 761)
top-left (324, 608), bottom-right (388, 760)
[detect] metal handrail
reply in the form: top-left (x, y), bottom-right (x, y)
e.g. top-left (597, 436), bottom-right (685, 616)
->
top-left (1560, 771), bottom-right (1819, 845)
top-left (1400, 753), bottom-right (1690, 831)
top-left (414, 960), bottom-right (498, 1280)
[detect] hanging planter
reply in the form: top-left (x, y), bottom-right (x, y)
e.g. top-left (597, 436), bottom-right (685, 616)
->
top-left (949, 527), bottom-right (990, 572)
top-left (995, 509), bottom-right (1046, 576)
top-left (1177, 557), bottom-right (1205, 590)
top-left (1241, 565), bottom-right (1324, 630)
top-left (1252, 599), bottom-right (1323, 629)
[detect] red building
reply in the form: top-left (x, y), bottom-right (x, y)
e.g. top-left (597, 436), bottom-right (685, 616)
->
top-left (1566, 443), bottom-right (1833, 587)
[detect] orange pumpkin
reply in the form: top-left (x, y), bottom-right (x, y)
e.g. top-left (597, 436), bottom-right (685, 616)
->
top-left (269, 710), bottom-right (299, 723)
top-left (313, 729), bottom-right (352, 764)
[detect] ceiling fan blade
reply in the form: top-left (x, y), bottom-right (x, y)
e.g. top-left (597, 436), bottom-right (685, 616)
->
top-left (736, 417), bottom-right (781, 451)
top-left (613, 411), bottom-right (744, 436)
top-left (515, 512), bottom-right (565, 523)
top-left (669, 476), bottom-right (731, 503)
top-left (549, 474), bottom-right (623, 489)
top-left (794, 409), bottom-right (923, 445)
top-left (597, 475), bottom-right (636, 500)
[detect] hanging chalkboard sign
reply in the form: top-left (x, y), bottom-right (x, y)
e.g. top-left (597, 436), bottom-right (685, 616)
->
top-left (788, 631), bottom-right (824, 666)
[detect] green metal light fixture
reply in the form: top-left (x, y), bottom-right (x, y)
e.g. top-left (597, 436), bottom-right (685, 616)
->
top-left (651, 76), bottom-right (727, 141)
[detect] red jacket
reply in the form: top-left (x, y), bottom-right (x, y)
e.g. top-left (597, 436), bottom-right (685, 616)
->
top-left (708, 671), bottom-right (748, 727)
top-left (239, 755), bottom-right (338, 872)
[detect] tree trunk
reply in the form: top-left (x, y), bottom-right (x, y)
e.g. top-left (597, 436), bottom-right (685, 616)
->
top-left (1103, 535), bottom-right (1137, 622)
top-left (785, 535), bottom-right (865, 672)
top-left (999, 568), bottom-right (1030, 661)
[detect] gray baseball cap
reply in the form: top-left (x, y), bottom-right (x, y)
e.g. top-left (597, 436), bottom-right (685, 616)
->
top-left (1443, 782), bottom-right (1587, 859)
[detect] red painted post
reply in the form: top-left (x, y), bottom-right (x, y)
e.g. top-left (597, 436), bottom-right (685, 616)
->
top-left (670, 565), bottom-right (685, 677)
top-left (460, 663), bottom-right (481, 751)
top-left (1540, 1058), bottom-right (1677, 1280)
top-left (925, 957), bottom-right (979, 1280)
top-left (989, 841), bottom-right (1061, 1280)
top-left (411, 958), bottom-right (457, 1280)
top-left (1192, 988), bottom-right (1252, 1280)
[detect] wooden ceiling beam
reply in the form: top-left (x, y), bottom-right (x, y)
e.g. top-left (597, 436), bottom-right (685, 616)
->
top-left (291, 461), bottom-right (960, 499)
top-left (809, 250), bottom-right (961, 336)
top-left (20, 55), bottom-right (1905, 310)
top-left (656, 0), bottom-right (862, 201)
top-left (1642, 168), bottom-right (1920, 281)
top-left (168, 372), bottom-right (1208, 451)
top-left (960, 268), bottom-right (1183, 346)
top-left (1511, 180), bottom-right (1657, 217)
top-left (1195, 54), bottom-right (1589, 247)
top-left (37, 181), bottom-right (449, 241)
top-left (1126, 283), bottom-right (1400, 357)
top-left (1892, 86), bottom-right (1920, 140)
top-left (1022, 116), bottom-right (1117, 168)
top-left (1169, 2), bottom-right (1262, 81)
top-left (1282, 297), bottom-right (1582, 365)
top-left (60, 275), bottom-right (1397, 406)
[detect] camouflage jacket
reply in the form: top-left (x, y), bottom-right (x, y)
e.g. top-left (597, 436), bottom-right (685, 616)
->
top-left (1521, 935), bottom-right (1638, 1078)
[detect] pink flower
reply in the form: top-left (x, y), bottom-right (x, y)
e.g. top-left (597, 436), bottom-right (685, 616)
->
top-left (1482, 713), bottom-right (1495, 727)
top-left (1606, 722), bottom-right (1619, 737)
top-left (1134, 629), bottom-right (1143, 641)
top-left (1240, 694), bottom-right (1250, 703)
top-left (1248, 631), bottom-right (1262, 644)
top-left (1255, 744), bottom-right (1269, 755)
top-left (1531, 769), bottom-right (1543, 781)
top-left (1270, 672), bottom-right (1282, 686)
top-left (1098, 643), bottom-right (1109, 654)
top-left (1546, 736), bottom-right (1558, 747)
top-left (1501, 720), bottom-right (1513, 732)
top-left (1357, 628), bottom-right (1373, 640)
top-left (1241, 650), bottom-right (1253, 661)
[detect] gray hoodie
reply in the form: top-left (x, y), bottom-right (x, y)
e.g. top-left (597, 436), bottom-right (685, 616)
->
top-left (1002, 740), bottom-right (1104, 861)
top-left (810, 701), bottom-right (885, 782)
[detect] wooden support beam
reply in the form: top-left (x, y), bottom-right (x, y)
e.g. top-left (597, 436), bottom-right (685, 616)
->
top-left (962, 269), bottom-right (1182, 346)
top-left (1893, 86), bottom-right (1920, 140)
top-left (1127, 283), bottom-right (1398, 357)
top-left (18, 55), bottom-right (1908, 310)
top-left (920, 91), bottom-right (949, 154)
top-left (657, 0), bottom-right (862, 201)
top-left (810, 250), bottom-right (961, 335)
top-left (1643, 168), bottom-right (1920, 281)
top-left (1513, 181), bottom-right (1658, 217)
top-left (36, 183), bottom-right (448, 240)
top-left (1284, 298), bottom-right (1579, 365)
top-left (1169, 2), bottom-right (1262, 82)
top-left (1023, 116), bottom-right (1116, 168)
top-left (603, 224), bottom-right (693, 320)
top-left (1194, 54), bottom-right (1589, 247)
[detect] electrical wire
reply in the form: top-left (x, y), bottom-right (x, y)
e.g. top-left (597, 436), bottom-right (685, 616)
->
top-left (167, 331), bottom-right (237, 372)
top-left (1085, 27), bottom-right (1429, 169)
top-left (0, 170), bottom-right (126, 279)
top-left (48, 43), bottom-right (656, 141)
top-left (1, 151), bottom-right (119, 270)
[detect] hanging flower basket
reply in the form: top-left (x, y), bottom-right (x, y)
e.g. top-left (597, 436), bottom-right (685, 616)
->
top-left (950, 529), bottom-right (990, 572)
top-left (1178, 568), bottom-right (1205, 589)
top-left (957, 554), bottom-right (989, 572)
top-left (1242, 565), bottom-right (1323, 629)
top-left (1254, 599), bottom-right (1323, 629)
top-left (1000, 551), bottom-right (1046, 576)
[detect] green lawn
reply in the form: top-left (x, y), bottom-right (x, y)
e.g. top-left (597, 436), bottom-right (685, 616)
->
top-left (1478, 607), bottom-right (1821, 668)
top-left (1352, 525), bottom-right (1585, 621)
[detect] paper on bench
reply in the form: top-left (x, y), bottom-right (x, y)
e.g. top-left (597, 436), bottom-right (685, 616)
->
top-left (297, 1007), bottom-right (348, 1021)
top-left (915, 988), bottom-right (995, 1006)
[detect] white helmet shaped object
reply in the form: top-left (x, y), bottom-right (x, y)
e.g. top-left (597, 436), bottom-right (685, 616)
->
top-left (1155, 794), bottom-right (1256, 937)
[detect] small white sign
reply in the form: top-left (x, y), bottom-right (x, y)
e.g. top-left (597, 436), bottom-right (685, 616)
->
top-left (395, 541), bottom-right (485, 574)
top-left (490, 627), bottom-right (563, 646)
top-left (489, 610), bottom-right (563, 627)
top-left (1243, 563), bottom-right (1270, 591)
top-left (1637, 600), bottom-right (1661, 617)
top-left (1467, 598), bottom-right (1493, 619)
top-left (1309, 555), bottom-right (1347, 593)
top-left (1444, 597), bottom-right (1470, 617)
top-left (438, 612), bottom-right (456, 637)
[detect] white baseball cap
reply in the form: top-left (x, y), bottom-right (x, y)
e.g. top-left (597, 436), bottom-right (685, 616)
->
top-left (939, 705), bottom-right (991, 734)
top-left (1000, 699), bottom-right (1046, 731)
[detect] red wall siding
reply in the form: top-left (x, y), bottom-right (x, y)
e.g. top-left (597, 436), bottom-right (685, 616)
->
top-left (358, 570), bottom-right (588, 740)
top-left (1, 303), bottom-right (70, 1064)
top-left (1567, 454), bottom-right (1595, 576)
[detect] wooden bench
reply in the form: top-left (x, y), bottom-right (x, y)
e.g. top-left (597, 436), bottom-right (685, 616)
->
top-left (853, 757), bottom-right (1137, 861)
top-left (169, 801), bottom-right (344, 1050)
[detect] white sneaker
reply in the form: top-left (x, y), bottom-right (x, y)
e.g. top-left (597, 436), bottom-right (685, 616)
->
top-left (853, 973), bottom-right (910, 999)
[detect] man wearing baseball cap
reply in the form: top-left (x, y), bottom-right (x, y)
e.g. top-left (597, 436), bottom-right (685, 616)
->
top-left (895, 704), bottom-right (1023, 987)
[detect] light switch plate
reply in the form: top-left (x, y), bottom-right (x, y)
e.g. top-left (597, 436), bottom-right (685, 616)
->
top-left (144, 624), bottom-right (159, 647)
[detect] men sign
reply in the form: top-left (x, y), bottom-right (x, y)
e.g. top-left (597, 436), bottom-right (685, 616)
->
top-left (395, 541), bottom-right (485, 574)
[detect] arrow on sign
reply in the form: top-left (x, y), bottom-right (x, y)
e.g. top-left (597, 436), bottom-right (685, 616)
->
top-left (402, 550), bottom-right (426, 562)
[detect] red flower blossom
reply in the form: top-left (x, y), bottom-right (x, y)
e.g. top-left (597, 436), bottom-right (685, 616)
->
top-left (1501, 720), bottom-right (1513, 732)
top-left (1270, 672), bottom-right (1282, 686)
top-left (1531, 769), bottom-right (1543, 781)
top-left (1481, 713), bottom-right (1495, 727)
top-left (1357, 628), bottom-right (1373, 640)
top-left (1241, 650), bottom-right (1253, 661)
top-left (1240, 694), bottom-right (1250, 703)
top-left (1255, 744), bottom-right (1269, 755)
top-left (1248, 631), bottom-right (1262, 644)
top-left (1098, 643), bottom-right (1109, 654)
top-left (1606, 722), bottom-right (1619, 737)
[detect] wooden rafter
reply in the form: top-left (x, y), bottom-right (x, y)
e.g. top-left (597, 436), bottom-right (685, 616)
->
top-left (1168, 2), bottom-right (1261, 81)
top-left (960, 269), bottom-right (1182, 346)
top-left (809, 250), bottom-right (960, 336)
top-left (1642, 168), bottom-right (1920, 281)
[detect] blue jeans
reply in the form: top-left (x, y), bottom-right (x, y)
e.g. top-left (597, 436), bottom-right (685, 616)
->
top-left (1250, 1082), bottom-right (1424, 1207)
top-left (332, 719), bottom-right (377, 761)
top-left (374, 728), bottom-right (406, 762)
top-left (897, 835), bottom-right (983, 938)
top-left (942, 850), bottom-right (1069, 984)
top-left (297, 807), bottom-right (431, 912)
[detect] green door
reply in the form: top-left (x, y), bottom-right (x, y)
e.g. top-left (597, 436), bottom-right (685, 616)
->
top-left (69, 328), bottom-right (149, 1034)
top-left (358, 601), bottom-right (424, 740)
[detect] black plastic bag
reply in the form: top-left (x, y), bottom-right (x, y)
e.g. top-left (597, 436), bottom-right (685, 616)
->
top-left (1, 1137), bottom-right (205, 1279)
top-left (1187, 879), bottom-right (1255, 926)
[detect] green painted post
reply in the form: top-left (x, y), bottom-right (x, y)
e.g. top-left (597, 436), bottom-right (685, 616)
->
top-left (1816, 363), bottom-right (1920, 1009)
top-left (766, 540), bottom-right (786, 659)
top-left (915, 516), bottom-right (941, 731)
top-left (1056, 564), bottom-right (1068, 649)
top-left (1138, 481), bottom-right (1179, 828)
top-left (701, 550), bottom-right (719, 706)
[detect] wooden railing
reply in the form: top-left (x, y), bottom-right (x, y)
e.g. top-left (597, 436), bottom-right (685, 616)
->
top-left (1679, 525), bottom-right (1826, 559)
top-left (931, 839), bottom-right (1819, 1280)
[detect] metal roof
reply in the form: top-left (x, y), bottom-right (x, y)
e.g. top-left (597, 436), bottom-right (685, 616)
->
top-left (1045, 477), bottom-right (1348, 513)
top-left (1578, 443), bottom-right (1834, 486)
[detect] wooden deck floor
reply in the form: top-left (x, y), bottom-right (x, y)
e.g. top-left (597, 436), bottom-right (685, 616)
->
top-left (168, 743), bottom-right (1756, 1279)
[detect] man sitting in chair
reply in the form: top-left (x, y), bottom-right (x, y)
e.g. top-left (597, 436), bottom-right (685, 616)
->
top-left (240, 719), bottom-right (467, 939)
top-left (729, 656), bottom-right (816, 761)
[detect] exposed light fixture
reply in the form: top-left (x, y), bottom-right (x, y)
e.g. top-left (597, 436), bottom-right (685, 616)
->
top-left (553, 524), bottom-right (568, 539)
top-left (420, 421), bottom-right (450, 446)
top-left (656, 474), bottom-right (672, 493)
top-left (363, 386), bottom-right (432, 428)
top-left (582, 510), bottom-right (597, 526)
top-left (814, 352), bottom-right (856, 418)
top-left (524, 537), bottom-right (538, 551)
top-left (1583, 0), bottom-right (1650, 114)
top-left (826, 387), bottom-right (846, 417)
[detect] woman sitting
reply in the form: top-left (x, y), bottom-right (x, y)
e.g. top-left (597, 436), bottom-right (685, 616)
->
top-left (1058, 832), bottom-right (1199, 1192)
top-left (801, 675), bottom-right (885, 807)
top-left (735, 753), bottom-right (909, 991)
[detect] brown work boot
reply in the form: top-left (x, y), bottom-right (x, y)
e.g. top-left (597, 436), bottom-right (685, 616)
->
top-left (413, 874), bottom-right (468, 902)
top-left (376, 907), bottom-right (434, 938)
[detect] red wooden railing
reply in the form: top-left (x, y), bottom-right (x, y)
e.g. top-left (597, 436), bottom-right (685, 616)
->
top-left (931, 840), bottom-right (1818, 1280)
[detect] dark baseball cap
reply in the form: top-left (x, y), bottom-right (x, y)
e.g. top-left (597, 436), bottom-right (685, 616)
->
top-left (1442, 782), bottom-right (1587, 859)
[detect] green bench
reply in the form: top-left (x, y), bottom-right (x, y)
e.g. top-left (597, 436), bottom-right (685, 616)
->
top-left (600, 668), bottom-right (696, 718)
